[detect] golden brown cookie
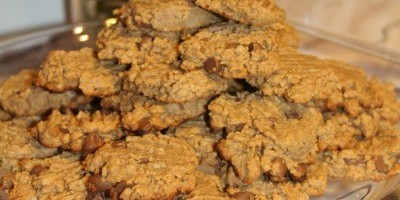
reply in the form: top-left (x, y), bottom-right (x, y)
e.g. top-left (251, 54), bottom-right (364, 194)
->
top-left (84, 134), bottom-right (199, 200)
top-left (0, 69), bottom-right (90, 117)
top-left (33, 110), bottom-right (123, 153)
top-left (6, 153), bottom-right (87, 200)
top-left (97, 23), bottom-right (180, 65)
top-left (0, 118), bottom-right (57, 171)
top-left (194, 0), bottom-right (286, 27)
top-left (180, 22), bottom-right (297, 78)
top-left (125, 62), bottom-right (228, 103)
top-left (115, 0), bottom-right (221, 32)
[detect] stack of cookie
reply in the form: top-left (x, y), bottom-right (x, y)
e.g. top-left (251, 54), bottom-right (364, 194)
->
top-left (1, 0), bottom-right (400, 199)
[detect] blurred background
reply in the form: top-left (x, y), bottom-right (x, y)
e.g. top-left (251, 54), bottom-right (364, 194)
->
top-left (0, 0), bottom-right (125, 41)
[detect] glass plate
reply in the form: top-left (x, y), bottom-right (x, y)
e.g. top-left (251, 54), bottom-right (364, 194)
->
top-left (0, 22), bottom-right (399, 200)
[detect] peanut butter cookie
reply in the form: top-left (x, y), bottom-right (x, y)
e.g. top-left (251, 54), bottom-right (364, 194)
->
top-left (84, 134), bottom-right (198, 200)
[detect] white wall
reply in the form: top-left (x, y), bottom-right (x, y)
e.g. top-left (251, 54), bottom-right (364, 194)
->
top-left (0, 0), bottom-right (65, 35)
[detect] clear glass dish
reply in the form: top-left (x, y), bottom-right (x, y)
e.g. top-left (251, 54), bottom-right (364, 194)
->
top-left (0, 22), bottom-right (399, 200)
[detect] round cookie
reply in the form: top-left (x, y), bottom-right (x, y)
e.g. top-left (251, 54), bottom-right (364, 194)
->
top-left (126, 62), bottom-right (228, 103)
top-left (33, 110), bottom-right (124, 153)
top-left (84, 134), bottom-right (199, 200)
top-left (209, 92), bottom-right (323, 184)
top-left (179, 22), bottom-right (298, 79)
top-left (120, 93), bottom-right (208, 133)
top-left (6, 153), bottom-right (87, 200)
top-left (96, 23), bottom-right (180, 65)
top-left (194, 0), bottom-right (286, 26)
top-left (0, 69), bottom-right (90, 117)
top-left (38, 48), bottom-right (125, 97)
top-left (324, 134), bottom-right (400, 181)
top-left (0, 118), bottom-right (57, 171)
top-left (247, 52), bottom-right (385, 117)
top-left (115, 0), bottom-right (221, 32)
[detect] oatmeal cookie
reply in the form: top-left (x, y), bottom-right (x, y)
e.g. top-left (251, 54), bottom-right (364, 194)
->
top-left (0, 119), bottom-right (57, 172)
top-left (324, 134), bottom-right (400, 181)
top-left (6, 153), bottom-right (87, 200)
top-left (38, 48), bottom-right (126, 97)
top-left (115, 0), bottom-right (221, 32)
top-left (126, 62), bottom-right (228, 103)
top-left (0, 69), bottom-right (90, 117)
top-left (97, 23), bottom-right (180, 65)
top-left (194, 0), bottom-right (285, 27)
top-left (247, 52), bottom-right (385, 116)
top-left (210, 93), bottom-right (323, 183)
top-left (84, 134), bottom-right (198, 200)
top-left (121, 95), bottom-right (208, 133)
top-left (179, 22), bottom-right (298, 78)
top-left (33, 110), bottom-right (124, 153)
top-left (170, 119), bottom-right (222, 167)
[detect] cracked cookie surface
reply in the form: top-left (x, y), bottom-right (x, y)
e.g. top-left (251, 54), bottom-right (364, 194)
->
top-left (6, 153), bottom-right (87, 200)
top-left (210, 93), bottom-right (323, 184)
top-left (180, 22), bottom-right (298, 78)
top-left (0, 69), bottom-right (90, 117)
top-left (0, 118), bottom-right (57, 171)
top-left (33, 110), bottom-right (123, 153)
top-left (126, 62), bottom-right (228, 103)
top-left (116, 0), bottom-right (221, 32)
top-left (120, 94), bottom-right (208, 133)
top-left (194, 0), bottom-right (286, 26)
top-left (84, 134), bottom-right (198, 200)
top-left (97, 23), bottom-right (180, 65)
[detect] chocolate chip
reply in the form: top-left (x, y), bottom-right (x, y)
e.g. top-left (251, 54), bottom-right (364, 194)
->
top-left (284, 110), bottom-right (302, 120)
top-left (135, 20), bottom-right (152, 29)
top-left (344, 158), bottom-right (364, 165)
top-left (375, 156), bottom-right (389, 173)
top-left (137, 117), bottom-right (153, 135)
top-left (82, 133), bottom-right (105, 154)
top-left (110, 181), bottom-right (130, 200)
top-left (137, 158), bottom-right (150, 164)
top-left (234, 123), bottom-right (245, 132)
top-left (111, 141), bottom-right (127, 149)
top-left (289, 164), bottom-right (307, 182)
top-left (231, 191), bottom-right (254, 200)
top-left (226, 42), bottom-right (239, 49)
top-left (86, 191), bottom-right (105, 200)
top-left (204, 57), bottom-right (223, 75)
top-left (141, 33), bottom-right (153, 43)
top-left (30, 165), bottom-right (47, 176)
top-left (248, 43), bottom-right (263, 52)
top-left (270, 158), bottom-right (288, 183)
top-left (88, 174), bottom-right (111, 192)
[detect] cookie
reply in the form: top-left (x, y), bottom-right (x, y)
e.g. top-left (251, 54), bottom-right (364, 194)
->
top-left (97, 23), bottom-right (180, 65)
top-left (179, 22), bottom-right (297, 78)
top-left (126, 62), bottom-right (228, 103)
top-left (324, 135), bottom-right (400, 181)
top-left (194, 0), bottom-right (285, 27)
top-left (0, 119), bottom-right (57, 171)
top-left (33, 110), bottom-right (124, 153)
top-left (115, 0), bottom-right (221, 32)
top-left (169, 119), bottom-right (222, 168)
top-left (209, 93), bottom-right (323, 183)
top-left (121, 94), bottom-right (208, 133)
top-left (37, 48), bottom-right (126, 97)
top-left (6, 153), bottom-right (87, 200)
top-left (247, 52), bottom-right (385, 117)
top-left (0, 69), bottom-right (90, 117)
top-left (84, 134), bottom-right (198, 200)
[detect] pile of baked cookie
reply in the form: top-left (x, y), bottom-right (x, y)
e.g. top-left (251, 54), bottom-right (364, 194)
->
top-left (1, 0), bottom-right (400, 199)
